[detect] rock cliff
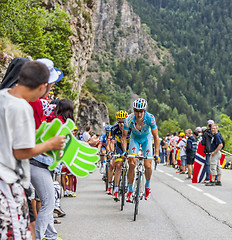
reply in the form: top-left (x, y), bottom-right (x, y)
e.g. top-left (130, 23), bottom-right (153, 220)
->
top-left (78, 97), bottom-right (110, 134)
top-left (92, 0), bottom-right (171, 69)
top-left (42, 0), bottom-right (94, 104)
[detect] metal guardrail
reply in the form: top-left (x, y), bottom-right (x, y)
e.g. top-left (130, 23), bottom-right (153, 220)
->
top-left (222, 150), bottom-right (232, 157)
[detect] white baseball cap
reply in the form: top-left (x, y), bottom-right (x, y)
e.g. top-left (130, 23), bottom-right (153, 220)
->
top-left (195, 127), bottom-right (202, 132)
top-left (36, 58), bottom-right (63, 84)
top-left (207, 120), bottom-right (214, 126)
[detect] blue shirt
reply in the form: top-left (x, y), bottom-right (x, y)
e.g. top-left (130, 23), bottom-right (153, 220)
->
top-left (123, 112), bottom-right (157, 138)
top-left (210, 132), bottom-right (223, 152)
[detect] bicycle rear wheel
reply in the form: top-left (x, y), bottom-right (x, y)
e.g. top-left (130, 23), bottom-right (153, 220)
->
top-left (134, 171), bottom-right (141, 221)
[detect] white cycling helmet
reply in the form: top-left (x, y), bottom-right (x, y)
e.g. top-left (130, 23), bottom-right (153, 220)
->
top-left (133, 98), bottom-right (148, 110)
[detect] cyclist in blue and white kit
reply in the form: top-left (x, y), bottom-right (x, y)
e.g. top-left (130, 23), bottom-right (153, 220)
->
top-left (121, 98), bottom-right (160, 201)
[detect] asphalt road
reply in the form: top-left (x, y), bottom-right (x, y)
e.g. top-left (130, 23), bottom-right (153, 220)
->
top-left (55, 165), bottom-right (232, 240)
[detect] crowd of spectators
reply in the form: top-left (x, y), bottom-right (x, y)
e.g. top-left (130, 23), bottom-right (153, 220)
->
top-left (160, 120), bottom-right (225, 186)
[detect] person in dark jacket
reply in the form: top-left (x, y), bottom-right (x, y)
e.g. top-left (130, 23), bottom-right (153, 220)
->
top-left (205, 124), bottom-right (223, 186)
top-left (201, 120), bottom-right (214, 183)
top-left (185, 129), bottom-right (198, 179)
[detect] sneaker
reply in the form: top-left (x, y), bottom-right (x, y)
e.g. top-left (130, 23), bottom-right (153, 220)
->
top-left (215, 181), bottom-right (222, 186)
top-left (185, 176), bottom-right (191, 180)
top-left (54, 207), bottom-right (66, 217)
top-left (69, 192), bottom-right (76, 197)
top-left (113, 192), bottom-right (119, 201)
top-left (63, 191), bottom-right (69, 197)
top-left (202, 179), bottom-right (210, 184)
top-left (145, 188), bottom-right (151, 200)
top-left (107, 187), bottom-right (112, 195)
top-left (100, 164), bottom-right (104, 174)
top-left (126, 191), bottom-right (133, 202)
top-left (205, 181), bottom-right (215, 186)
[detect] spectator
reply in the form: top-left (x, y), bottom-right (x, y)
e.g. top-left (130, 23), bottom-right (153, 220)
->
top-left (205, 124), bottom-right (223, 186)
top-left (160, 137), bottom-right (167, 164)
top-left (30, 58), bottom-right (65, 240)
top-left (178, 132), bottom-right (187, 174)
top-left (82, 125), bottom-right (91, 142)
top-left (165, 134), bottom-right (171, 165)
top-left (185, 129), bottom-right (198, 179)
top-left (47, 98), bottom-right (77, 199)
top-left (170, 132), bottom-right (179, 167)
top-left (0, 61), bottom-right (65, 239)
top-left (195, 127), bottom-right (203, 142)
top-left (73, 126), bottom-right (79, 139)
top-left (201, 120), bottom-right (214, 183)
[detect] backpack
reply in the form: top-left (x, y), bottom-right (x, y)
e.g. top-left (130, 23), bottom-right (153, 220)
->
top-left (0, 57), bottom-right (29, 89)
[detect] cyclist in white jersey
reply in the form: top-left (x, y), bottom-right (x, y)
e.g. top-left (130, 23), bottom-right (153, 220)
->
top-left (121, 98), bottom-right (160, 201)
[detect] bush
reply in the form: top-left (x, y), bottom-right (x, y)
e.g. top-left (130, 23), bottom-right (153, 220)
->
top-left (0, 0), bottom-right (72, 75)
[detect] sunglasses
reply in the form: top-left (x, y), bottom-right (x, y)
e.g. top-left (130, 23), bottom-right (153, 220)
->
top-left (134, 109), bottom-right (145, 113)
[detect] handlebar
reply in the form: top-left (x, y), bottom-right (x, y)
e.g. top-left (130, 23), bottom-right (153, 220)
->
top-left (113, 154), bottom-right (154, 160)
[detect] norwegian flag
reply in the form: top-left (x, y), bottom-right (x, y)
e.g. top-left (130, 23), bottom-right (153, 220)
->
top-left (192, 142), bottom-right (207, 183)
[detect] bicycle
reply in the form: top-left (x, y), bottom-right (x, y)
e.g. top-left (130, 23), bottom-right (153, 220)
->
top-left (114, 154), bottom-right (128, 210)
top-left (127, 154), bottom-right (154, 221)
top-left (100, 153), bottom-right (112, 192)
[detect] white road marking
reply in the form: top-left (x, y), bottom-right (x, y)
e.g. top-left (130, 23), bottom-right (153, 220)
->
top-left (165, 173), bottom-right (173, 177)
top-left (157, 169), bottom-right (164, 173)
top-left (203, 193), bottom-right (226, 204)
top-left (173, 177), bottom-right (184, 183)
top-left (187, 184), bottom-right (203, 192)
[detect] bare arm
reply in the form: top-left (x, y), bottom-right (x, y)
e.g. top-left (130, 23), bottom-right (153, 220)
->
top-left (121, 129), bottom-right (128, 152)
top-left (13, 135), bottom-right (65, 160)
top-left (98, 143), bottom-right (102, 153)
top-left (110, 139), bottom-right (115, 152)
top-left (106, 140), bottom-right (111, 153)
top-left (211, 143), bottom-right (223, 156)
top-left (152, 128), bottom-right (160, 156)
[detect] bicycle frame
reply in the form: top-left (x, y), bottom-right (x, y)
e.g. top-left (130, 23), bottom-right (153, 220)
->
top-left (100, 154), bottom-right (112, 191)
top-left (127, 155), bottom-right (153, 221)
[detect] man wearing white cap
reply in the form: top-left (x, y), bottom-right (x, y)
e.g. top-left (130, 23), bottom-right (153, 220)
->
top-left (29, 58), bottom-right (64, 240)
top-left (201, 120), bottom-right (214, 183)
top-left (195, 126), bottom-right (203, 142)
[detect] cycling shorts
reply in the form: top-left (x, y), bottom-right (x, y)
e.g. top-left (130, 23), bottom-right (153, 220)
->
top-left (129, 134), bottom-right (153, 158)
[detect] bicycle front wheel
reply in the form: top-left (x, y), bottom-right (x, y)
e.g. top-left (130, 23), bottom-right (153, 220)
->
top-left (134, 171), bottom-right (141, 221)
top-left (105, 163), bottom-right (109, 191)
top-left (121, 168), bottom-right (127, 211)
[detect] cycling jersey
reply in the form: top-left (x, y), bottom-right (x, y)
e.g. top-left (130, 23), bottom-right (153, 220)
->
top-left (99, 133), bottom-right (108, 149)
top-left (123, 112), bottom-right (157, 138)
top-left (123, 112), bottom-right (157, 157)
top-left (111, 122), bottom-right (130, 161)
top-left (111, 122), bottom-right (131, 146)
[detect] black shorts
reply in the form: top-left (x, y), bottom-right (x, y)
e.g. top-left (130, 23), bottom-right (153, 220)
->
top-left (187, 156), bottom-right (195, 165)
top-left (24, 188), bottom-right (35, 223)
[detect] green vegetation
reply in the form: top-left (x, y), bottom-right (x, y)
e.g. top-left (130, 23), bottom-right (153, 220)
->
top-left (126, 0), bottom-right (232, 123)
top-left (0, 0), bottom-right (74, 99)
